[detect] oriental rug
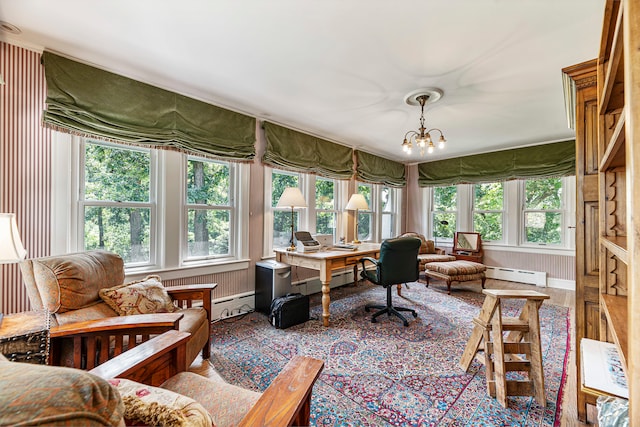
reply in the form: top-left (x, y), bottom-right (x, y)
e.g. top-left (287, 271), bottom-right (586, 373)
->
top-left (209, 282), bottom-right (570, 426)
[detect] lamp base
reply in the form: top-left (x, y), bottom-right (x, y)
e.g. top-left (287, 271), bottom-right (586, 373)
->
top-left (352, 239), bottom-right (361, 244)
top-left (286, 245), bottom-right (296, 251)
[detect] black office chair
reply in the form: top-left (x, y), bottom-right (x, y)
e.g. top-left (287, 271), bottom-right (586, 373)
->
top-left (359, 237), bottom-right (421, 326)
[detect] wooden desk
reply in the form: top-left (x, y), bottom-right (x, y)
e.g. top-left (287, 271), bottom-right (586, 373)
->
top-left (275, 243), bottom-right (381, 326)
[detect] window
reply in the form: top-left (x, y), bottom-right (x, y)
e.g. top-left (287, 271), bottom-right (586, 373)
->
top-left (315, 177), bottom-right (337, 239)
top-left (432, 185), bottom-right (457, 241)
top-left (523, 177), bottom-right (563, 245)
top-left (81, 141), bottom-right (154, 266)
top-left (380, 186), bottom-right (396, 240)
top-left (185, 157), bottom-right (234, 261)
top-left (356, 183), bottom-right (373, 242)
top-left (271, 170), bottom-right (301, 249)
top-left (473, 182), bottom-right (504, 242)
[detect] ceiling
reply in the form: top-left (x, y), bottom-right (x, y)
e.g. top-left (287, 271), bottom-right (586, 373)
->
top-left (0, 0), bottom-right (604, 163)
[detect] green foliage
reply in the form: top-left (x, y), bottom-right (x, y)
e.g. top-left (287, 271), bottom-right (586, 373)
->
top-left (434, 185), bottom-right (456, 211)
top-left (187, 159), bottom-right (229, 205)
top-left (473, 183), bottom-right (503, 241)
top-left (315, 179), bottom-right (334, 210)
top-left (84, 207), bottom-right (150, 263)
top-left (272, 172), bottom-right (300, 247)
top-left (524, 178), bottom-right (562, 244)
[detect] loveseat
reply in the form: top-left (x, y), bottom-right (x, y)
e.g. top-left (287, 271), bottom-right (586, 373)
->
top-left (0, 330), bottom-right (324, 427)
top-left (19, 250), bottom-right (213, 368)
top-left (398, 232), bottom-right (455, 270)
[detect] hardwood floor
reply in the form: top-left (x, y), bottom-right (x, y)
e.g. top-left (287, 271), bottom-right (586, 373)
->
top-left (190, 278), bottom-right (599, 425)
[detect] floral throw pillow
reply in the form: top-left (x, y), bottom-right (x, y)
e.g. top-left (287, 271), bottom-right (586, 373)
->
top-left (107, 378), bottom-right (213, 427)
top-left (99, 275), bottom-right (179, 316)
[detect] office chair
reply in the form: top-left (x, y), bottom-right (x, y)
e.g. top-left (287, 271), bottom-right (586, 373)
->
top-left (359, 236), bottom-right (421, 326)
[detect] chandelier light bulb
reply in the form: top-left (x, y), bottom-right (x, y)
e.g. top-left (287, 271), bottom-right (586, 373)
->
top-left (427, 142), bottom-right (435, 154)
top-left (438, 135), bottom-right (446, 149)
top-left (425, 132), bottom-right (432, 144)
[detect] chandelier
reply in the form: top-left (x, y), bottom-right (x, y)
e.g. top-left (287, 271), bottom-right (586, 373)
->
top-left (402, 88), bottom-right (447, 156)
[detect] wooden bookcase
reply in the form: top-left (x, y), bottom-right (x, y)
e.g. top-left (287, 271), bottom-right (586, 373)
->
top-left (567, 0), bottom-right (640, 421)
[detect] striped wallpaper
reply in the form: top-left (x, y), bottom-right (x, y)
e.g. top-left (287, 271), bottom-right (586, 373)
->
top-left (1, 42), bottom-right (51, 314)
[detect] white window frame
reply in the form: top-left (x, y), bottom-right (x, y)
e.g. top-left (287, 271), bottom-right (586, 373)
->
top-left (51, 133), bottom-right (250, 277)
top-left (182, 156), bottom-right (239, 264)
top-left (430, 184), bottom-right (459, 244)
top-left (78, 139), bottom-right (158, 268)
top-left (472, 182), bottom-right (505, 243)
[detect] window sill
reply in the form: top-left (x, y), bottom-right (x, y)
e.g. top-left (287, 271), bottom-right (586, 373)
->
top-left (125, 258), bottom-right (250, 281)
top-left (483, 243), bottom-right (575, 256)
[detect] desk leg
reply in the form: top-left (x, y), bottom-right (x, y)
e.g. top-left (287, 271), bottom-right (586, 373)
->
top-left (320, 265), bottom-right (331, 327)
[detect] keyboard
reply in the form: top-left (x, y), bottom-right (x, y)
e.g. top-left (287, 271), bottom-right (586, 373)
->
top-left (332, 243), bottom-right (357, 251)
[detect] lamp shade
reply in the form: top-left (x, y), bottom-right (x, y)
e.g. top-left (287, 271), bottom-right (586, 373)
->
top-left (345, 194), bottom-right (369, 211)
top-left (276, 187), bottom-right (307, 208)
top-left (0, 213), bottom-right (27, 263)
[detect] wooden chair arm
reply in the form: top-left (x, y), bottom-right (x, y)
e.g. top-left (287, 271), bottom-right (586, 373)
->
top-left (239, 355), bottom-right (324, 427)
top-left (50, 313), bottom-right (184, 337)
top-left (49, 313), bottom-right (184, 369)
top-left (90, 330), bottom-right (191, 386)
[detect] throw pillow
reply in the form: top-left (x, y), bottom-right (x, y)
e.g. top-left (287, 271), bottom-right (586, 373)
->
top-left (99, 275), bottom-right (178, 316)
top-left (108, 378), bottom-right (213, 427)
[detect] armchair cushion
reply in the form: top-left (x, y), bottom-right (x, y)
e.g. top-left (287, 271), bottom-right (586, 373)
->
top-left (100, 275), bottom-right (179, 316)
top-left (161, 372), bottom-right (261, 427)
top-left (108, 378), bottom-right (212, 427)
top-left (0, 356), bottom-right (125, 427)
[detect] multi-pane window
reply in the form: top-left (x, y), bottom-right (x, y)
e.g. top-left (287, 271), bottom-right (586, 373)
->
top-left (272, 171), bottom-right (300, 249)
top-left (380, 186), bottom-right (396, 240)
top-left (82, 141), bottom-right (153, 265)
top-left (185, 157), bottom-right (233, 260)
top-left (523, 177), bottom-right (563, 245)
top-left (315, 178), bottom-right (336, 238)
top-left (356, 183), bottom-right (373, 242)
top-left (473, 182), bottom-right (504, 242)
top-left (432, 185), bottom-right (457, 241)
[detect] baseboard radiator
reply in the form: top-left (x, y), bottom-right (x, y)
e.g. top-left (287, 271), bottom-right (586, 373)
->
top-left (484, 266), bottom-right (547, 287)
top-left (211, 291), bottom-right (255, 320)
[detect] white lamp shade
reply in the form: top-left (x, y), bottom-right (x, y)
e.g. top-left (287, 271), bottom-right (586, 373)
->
top-left (276, 187), bottom-right (307, 208)
top-left (345, 193), bottom-right (369, 211)
top-left (0, 213), bottom-right (27, 263)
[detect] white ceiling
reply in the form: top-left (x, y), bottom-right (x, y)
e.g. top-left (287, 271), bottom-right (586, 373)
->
top-left (0, 0), bottom-right (604, 163)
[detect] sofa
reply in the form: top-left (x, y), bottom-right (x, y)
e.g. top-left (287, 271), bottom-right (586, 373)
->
top-left (19, 250), bottom-right (214, 368)
top-left (0, 330), bottom-right (324, 427)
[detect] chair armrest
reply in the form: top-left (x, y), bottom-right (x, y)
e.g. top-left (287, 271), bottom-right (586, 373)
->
top-left (49, 313), bottom-right (184, 369)
top-left (239, 356), bottom-right (324, 427)
top-left (358, 256), bottom-right (378, 268)
top-left (50, 313), bottom-right (184, 337)
top-left (90, 330), bottom-right (191, 386)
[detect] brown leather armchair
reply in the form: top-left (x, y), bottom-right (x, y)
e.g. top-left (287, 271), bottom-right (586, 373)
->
top-left (19, 250), bottom-right (214, 368)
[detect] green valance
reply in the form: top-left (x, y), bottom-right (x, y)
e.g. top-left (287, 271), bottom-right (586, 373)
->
top-left (418, 140), bottom-right (575, 187)
top-left (355, 150), bottom-right (406, 187)
top-left (262, 122), bottom-right (354, 179)
top-left (41, 51), bottom-right (256, 161)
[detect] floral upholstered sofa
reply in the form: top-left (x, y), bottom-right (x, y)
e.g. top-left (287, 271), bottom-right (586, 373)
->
top-left (19, 250), bottom-right (214, 368)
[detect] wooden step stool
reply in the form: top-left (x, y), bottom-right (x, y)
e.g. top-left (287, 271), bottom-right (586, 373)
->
top-left (459, 289), bottom-right (550, 408)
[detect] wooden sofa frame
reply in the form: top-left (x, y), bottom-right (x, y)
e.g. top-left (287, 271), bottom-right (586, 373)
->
top-left (90, 330), bottom-right (324, 427)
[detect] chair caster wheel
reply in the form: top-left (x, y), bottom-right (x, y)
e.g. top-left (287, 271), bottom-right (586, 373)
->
top-left (412, 312), bottom-right (417, 318)
top-left (403, 321), bottom-right (409, 327)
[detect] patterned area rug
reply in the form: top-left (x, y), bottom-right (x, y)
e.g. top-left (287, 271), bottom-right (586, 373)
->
top-left (209, 282), bottom-right (570, 426)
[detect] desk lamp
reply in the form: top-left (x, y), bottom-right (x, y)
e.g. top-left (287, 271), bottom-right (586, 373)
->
top-left (0, 213), bottom-right (27, 325)
top-left (276, 187), bottom-right (307, 251)
top-left (345, 194), bottom-right (369, 244)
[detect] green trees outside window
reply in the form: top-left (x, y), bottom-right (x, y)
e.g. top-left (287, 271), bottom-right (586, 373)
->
top-left (433, 185), bottom-right (457, 240)
top-left (473, 182), bottom-right (504, 242)
top-left (357, 183), bottom-right (373, 242)
top-left (186, 158), bottom-right (232, 259)
top-left (83, 142), bottom-right (152, 264)
top-left (315, 178), bottom-right (336, 238)
top-left (524, 177), bottom-right (563, 245)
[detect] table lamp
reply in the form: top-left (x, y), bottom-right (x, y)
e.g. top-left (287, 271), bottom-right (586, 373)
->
top-left (0, 213), bottom-right (27, 325)
top-left (276, 187), bottom-right (307, 251)
top-left (345, 194), bottom-right (369, 244)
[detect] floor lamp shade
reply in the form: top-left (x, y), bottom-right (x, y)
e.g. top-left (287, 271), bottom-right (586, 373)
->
top-left (276, 188), bottom-right (307, 251)
top-left (0, 213), bottom-right (27, 263)
top-left (345, 194), bottom-right (369, 244)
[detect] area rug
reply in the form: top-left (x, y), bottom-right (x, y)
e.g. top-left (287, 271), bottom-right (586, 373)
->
top-left (209, 282), bottom-right (570, 426)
